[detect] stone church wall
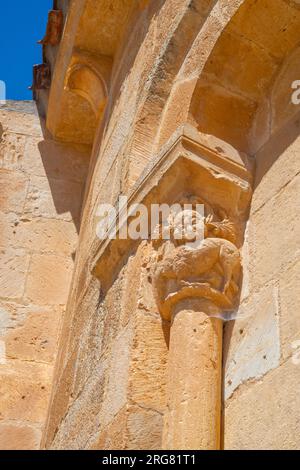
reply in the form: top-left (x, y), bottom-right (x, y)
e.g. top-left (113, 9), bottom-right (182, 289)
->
top-left (0, 101), bottom-right (90, 449)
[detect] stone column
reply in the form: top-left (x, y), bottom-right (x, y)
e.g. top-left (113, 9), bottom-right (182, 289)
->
top-left (152, 212), bottom-right (241, 450)
top-left (162, 299), bottom-right (223, 450)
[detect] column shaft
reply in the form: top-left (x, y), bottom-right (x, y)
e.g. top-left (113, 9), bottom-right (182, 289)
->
top-left (162, 303), bottom-right (223, 450)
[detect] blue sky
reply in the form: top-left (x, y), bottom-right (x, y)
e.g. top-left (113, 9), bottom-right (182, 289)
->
top-left (0, 1), bottom-right (53, 100)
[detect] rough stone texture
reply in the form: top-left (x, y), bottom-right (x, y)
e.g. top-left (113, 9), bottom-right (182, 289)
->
top-left (129, 310), bottom-right (168, 413)
top-left (0, 248), bottom-right (30, 300)
top-left (25, 254), bottom-right (73, 306)
top-left (0, 170), bottom-right (29, 214)
top-left (43, 241), bottom-right (168, 450)
top-left (5, 309), bottom-right (61, 363)
top-left (279, 260), bottom-right (300, 361)
top-left (0, 422), bottom-right (42, 450)
top-left (0, 101), bottom-right (89, 449)
top-left (225, 359), bottom-right (300, 450)
top-left (0, 360), bottom-right (52, 423)
top-left (23, 175), bottom-right (83, 222)
top-left (224, 285), bottom-right (280, 400)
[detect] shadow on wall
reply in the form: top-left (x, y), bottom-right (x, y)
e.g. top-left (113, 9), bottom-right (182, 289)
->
top-left (254, 110), bottom-right (300, 191)
top-left (36, 119), bottom-right (91, 234)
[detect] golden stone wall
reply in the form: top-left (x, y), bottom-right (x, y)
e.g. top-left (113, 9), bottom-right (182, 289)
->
top-left (0, 102), bottom-right (90, 449)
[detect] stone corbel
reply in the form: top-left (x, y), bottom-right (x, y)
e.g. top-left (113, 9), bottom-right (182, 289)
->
top-left (65, 51), bottom-right (111, 120)
top-left (91, 123), bottom-right (254, 450)
top-left (46, 45), bottom-right (112, 144)
top-left (30, 64), bottom-right (52, 101)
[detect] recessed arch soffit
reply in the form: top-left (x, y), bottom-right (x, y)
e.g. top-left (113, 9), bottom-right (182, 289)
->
top-left (189, 0), bottom-right (300, 155)
top-left (155, 0), bottom-right (300, 156)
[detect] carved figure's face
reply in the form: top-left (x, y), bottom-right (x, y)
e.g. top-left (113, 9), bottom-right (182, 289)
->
top-left (172, 209), bottom-right (205, 243)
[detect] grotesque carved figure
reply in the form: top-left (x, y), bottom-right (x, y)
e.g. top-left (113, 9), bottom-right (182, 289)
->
top-left (38, 10), bottom-right (64, 46)
top-left (151, 207), bottom-right (241, 320)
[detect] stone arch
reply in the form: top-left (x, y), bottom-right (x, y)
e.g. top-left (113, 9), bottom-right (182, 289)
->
top-left (117, 0), bottom-right (242, 192)
top-left (157, 0), bottom-right (300, 155)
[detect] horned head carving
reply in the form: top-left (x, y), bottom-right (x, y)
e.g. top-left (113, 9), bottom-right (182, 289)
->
top-left (204, 215), bottom-right (237, 244)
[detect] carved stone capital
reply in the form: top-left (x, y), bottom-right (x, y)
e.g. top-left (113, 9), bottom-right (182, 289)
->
top-left (151, 212), bottom-right (242, 321)
top-left (92, 124), bottom-right (253, 300)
